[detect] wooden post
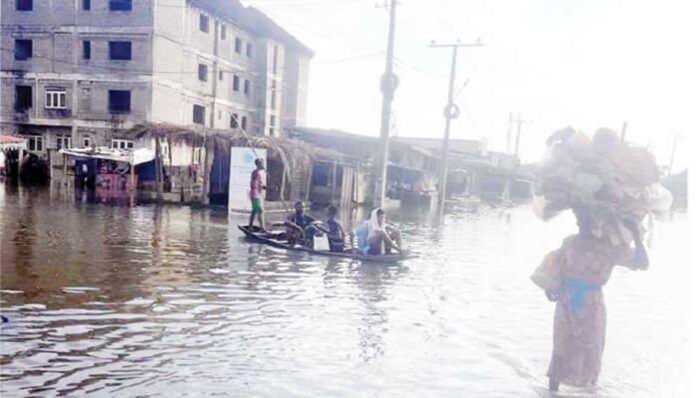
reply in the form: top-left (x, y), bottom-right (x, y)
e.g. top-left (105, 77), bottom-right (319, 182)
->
top-left (305, 157), bottom-right (313, 202)
top-left (279, 156), bottom-right (287, 201)
top-left (155, 135), bottom-right (163, 201)
top-left (17, 148), bottom-right (24, 178)
top-left (202, 138), bottom-right (210, 205)
top-left (63, 153), bottom-right (68, 186)
top-left (331, 161), bottom-right (338, 203)
top-left (130, 159), bottom-right (135, 197)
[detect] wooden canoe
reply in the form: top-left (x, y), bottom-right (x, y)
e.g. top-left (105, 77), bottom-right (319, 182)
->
top-left (237, 225), bottom-right (416, 263)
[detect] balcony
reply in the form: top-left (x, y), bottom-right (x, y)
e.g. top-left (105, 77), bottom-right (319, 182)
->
top-left (13, 110), bottom-right (30, 123)
top-left (45, 109), bottom-right (72, 119)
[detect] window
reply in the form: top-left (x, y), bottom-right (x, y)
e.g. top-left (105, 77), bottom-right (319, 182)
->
top-left (246, 43), bottom-right (252, 57)
top-left (109, 0), bottom-right (131, 11)
top-left (45, 89), bottom-right (67, 109)
top-left (219, 71), bottom-right (223, 81)
top-left (243, 80), bottom-right (250, 95)
top-left (198, 64), bottom-right (208, 81)
top-left (16, 0), bottom-right (32, 11)
top-left (270, 83), bottom-right (277, 108)
top-left (83, 137), bottom-right (91, 147)
top-left (199, 14), bottom-right (209, 33)
top-left (83, 0), bottom-right (91, 10)
top-left (221, 25), bottom-right (226, 40)
top-left (111, 139), bottom-right (134, 149)
top-left (232, 75), bottom-right (240, 91)
top-left (230, 113), bottom-right (238, 128)
top-left (28, 136), bottom-right (43, 152)
top-left (270, 115), bottom-right (276, 127)
top-left (241, 116), bottom-right (247, 131)
top-left (269, 128), bottom-right (275, 136)
top-left (235, 38), bottom-right (242, 53)
top-left (15, 85), bottom-right (32, 112)
top-left (56, 135), bottom-right (72, 150)
top-left (109, 41), bottom-right (132, 60)
top-left (193, 147), bottom-right (203, 164)
top-left (193, 105), bottom-right (205, 125)
top-left (14, 39), bottom-right (32, 60)
top-left (83, 41), bottom-right (91, 60)
top-left (108, 90), bottom-right (131, 113)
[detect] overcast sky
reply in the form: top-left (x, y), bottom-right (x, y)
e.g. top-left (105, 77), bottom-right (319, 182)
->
top-left (244, 0), bottom-right (694, 170)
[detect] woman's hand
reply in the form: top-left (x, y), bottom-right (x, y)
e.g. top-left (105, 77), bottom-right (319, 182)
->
top-left (545, 291), bottom-right (559, 302)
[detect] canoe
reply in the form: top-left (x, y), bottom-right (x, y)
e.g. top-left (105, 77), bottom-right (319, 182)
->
top-left (237, 225), bottom-right (416, 263)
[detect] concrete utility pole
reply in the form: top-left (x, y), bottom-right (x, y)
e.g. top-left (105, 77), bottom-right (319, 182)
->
top-left (513, 113), bottom-right (532, 157)
top-left (620, 121), bottom-right (628, 141)
top-left (373, 0), bottom-right (398, 208)
top-left (506, 111), bottom-right (513, 153)
top-left (668, 133), bottom-right (680, 177)
top-left (429, 39), bottom-right (483, 215)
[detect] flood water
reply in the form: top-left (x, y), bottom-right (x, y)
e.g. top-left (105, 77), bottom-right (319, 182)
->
top-left (0, 184), bottom-right (690, 397)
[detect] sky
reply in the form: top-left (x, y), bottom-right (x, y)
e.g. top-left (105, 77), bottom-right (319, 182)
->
top-left (244, 0), bottom-right (695, 171)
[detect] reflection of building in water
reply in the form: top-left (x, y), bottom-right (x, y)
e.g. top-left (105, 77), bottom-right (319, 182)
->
top-left (0, 185), bottom-right (149, 306)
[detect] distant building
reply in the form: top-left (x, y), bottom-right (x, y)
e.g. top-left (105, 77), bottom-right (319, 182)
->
top-left (0, 0), bottom-right (312, 178)
top-left (287, 126), bottom-right (532, 204)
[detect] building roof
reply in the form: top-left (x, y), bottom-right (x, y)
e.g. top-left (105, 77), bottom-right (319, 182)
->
top-left (0, 135), bottom-right (26, 145)
top-left (393, 137), bottom-right (482, 156)
top-left (0, 135), bottom-right (27, 151)
top-left (59, 147), bottom-right (156, 166)
top-left (287, 126), bottom-right (377, 144)
top-left (192, 0), bottom-right (314, 56)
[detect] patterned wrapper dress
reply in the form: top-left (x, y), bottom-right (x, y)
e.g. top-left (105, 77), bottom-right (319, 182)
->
top-left (547, 234), bottom-right (633, 387)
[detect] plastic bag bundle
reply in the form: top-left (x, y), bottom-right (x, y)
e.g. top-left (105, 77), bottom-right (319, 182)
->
top-left (534, 127), bottom-right (673, 246)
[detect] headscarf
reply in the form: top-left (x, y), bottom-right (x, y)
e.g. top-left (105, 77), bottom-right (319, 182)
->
top-left (367, 208), bottom-right (384, 242)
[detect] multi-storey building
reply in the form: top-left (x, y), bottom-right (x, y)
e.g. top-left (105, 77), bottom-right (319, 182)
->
top-left (0, 0), bottom-right (312, 163)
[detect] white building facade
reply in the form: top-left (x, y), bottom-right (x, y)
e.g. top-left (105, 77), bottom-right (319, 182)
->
top-left (0, 0), bottom-right (312, 164)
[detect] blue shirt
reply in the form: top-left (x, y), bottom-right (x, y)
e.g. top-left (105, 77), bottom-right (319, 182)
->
top-left (354, 221), bottom-right (370, 254)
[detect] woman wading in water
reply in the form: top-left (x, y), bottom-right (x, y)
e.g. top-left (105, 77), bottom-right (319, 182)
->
top-left (546, 207), bottom-right (649, 392)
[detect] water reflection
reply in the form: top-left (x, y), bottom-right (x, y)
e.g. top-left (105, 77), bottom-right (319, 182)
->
top-left (0, 184), bottom-right (690, 397)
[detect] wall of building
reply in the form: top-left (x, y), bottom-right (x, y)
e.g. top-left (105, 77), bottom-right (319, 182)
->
top-left (281, 48), bottom-right (310, 128)
top-left (1, 0), bottom-right (156, 144)
top-left (150, 2), bottom-right (258, 130)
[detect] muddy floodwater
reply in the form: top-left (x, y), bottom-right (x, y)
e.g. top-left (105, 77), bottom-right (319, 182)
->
top-left (0, 185), bottom-right (690, 397)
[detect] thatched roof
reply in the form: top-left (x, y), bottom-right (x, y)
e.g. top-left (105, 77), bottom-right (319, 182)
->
top-left (123, 123), bottom-right (359, 165)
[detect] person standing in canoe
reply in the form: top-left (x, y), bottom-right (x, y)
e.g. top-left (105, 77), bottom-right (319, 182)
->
top-left (545, 207), bottom-right (648, 392)
top-left (248, 158), bottom-right (266, 231)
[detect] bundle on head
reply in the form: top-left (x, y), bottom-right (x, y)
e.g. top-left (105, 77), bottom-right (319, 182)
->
top-left (533, 127), bottom-right (672, 246)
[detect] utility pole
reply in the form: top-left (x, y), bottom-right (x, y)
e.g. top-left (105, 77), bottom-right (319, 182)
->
top-left (620, 121), bottom-right (628, 141)
top-left (513, 113), bottom-right (531, 158)
top-left (668, 133), bottom-right (680, 177)
top-left (429, 39), bottom-right (483, 216)
top-left (373, 0), bottom-right (398, 208)
top-left (506, 111), bottom-right (513, 153)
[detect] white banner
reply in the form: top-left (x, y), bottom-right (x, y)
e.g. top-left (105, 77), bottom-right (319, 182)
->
top-left (228, 147), bottom-right (266, 212)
